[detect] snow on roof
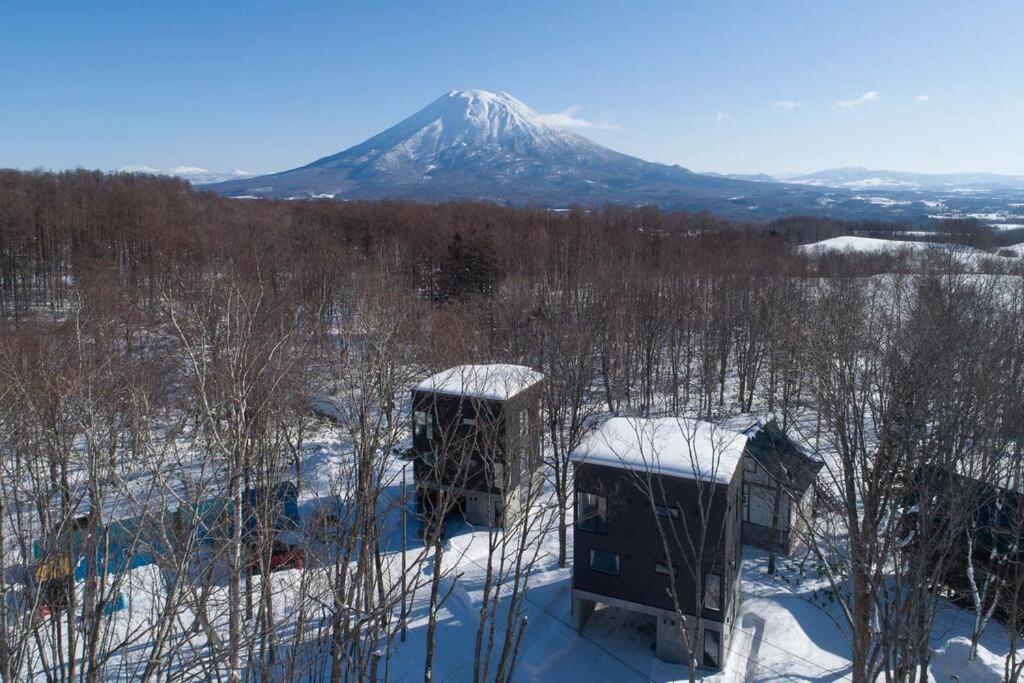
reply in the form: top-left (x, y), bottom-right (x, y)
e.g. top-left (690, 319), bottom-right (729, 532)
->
top-left (570, 417), bottom-right (746, 484)
top-left (415, 364), bottom-right (543, 401)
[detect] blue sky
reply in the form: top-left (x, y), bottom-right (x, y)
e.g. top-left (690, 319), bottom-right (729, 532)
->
top-left (2, 0), bottom-right (1022, 176)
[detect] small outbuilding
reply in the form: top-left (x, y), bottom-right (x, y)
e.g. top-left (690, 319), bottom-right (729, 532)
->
top-left (739, 419), bottom-right (823, 555)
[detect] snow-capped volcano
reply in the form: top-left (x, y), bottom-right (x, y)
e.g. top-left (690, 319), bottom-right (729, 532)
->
top-left (347, 89), bottom-right (600, 162)
top-left (204, 89), bottom-right (835, 214)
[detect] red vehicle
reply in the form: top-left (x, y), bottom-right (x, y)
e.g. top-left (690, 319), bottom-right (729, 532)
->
top-left (246, 538), bottom-right (304, 575)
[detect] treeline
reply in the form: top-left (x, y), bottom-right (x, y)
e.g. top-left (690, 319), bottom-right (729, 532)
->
top-left (3, 169), bottom-right (1015, 320)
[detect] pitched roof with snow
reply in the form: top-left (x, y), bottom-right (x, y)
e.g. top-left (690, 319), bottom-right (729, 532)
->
top-left (742, 419), bottom-right (824, 495)
top-left (414, 364), bottom-right (544, 401)
top-left (570, 417), bottom-right (746, 485)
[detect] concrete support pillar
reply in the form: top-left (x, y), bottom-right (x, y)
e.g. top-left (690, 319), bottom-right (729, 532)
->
top-left (655, 616), bottom-right (689, 665)
top-left (572, 591), bottom-right (596, 633)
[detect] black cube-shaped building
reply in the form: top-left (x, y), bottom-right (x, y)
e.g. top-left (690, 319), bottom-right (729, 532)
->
top-left (412, 364), bottom-right (543, 527)
top-left (570, 417), bottom-right (746, 669)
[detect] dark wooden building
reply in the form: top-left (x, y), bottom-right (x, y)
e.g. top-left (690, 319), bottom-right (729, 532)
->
top-left (570, 418), bottom-right (746, 669)
top-left (740, 420), bottom-right (823, 554)
top-left (903, 461), bottom-right (1024, 612)
top-left (412, 364), bottom-right (544, 527)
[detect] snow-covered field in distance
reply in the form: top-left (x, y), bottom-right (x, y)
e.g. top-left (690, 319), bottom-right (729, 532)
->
top-left (798, 235), bottom-right (1023, 263)
top-left (796, 235), bottom-right (970, 256)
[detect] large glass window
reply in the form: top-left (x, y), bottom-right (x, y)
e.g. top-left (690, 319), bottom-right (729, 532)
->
top-left (744, 484), bottom-right (786, 528)
top-left (654, 503), bottom-right (681, 520)
top-left (654, 561), bottom-right (676, 576)
top-left (703, 629), bottom-right (721, 669)
top-left (576, 492), bottom-right (607, 533)
top-left (704, 573), bottom-right (722, 611)
top-left (414, 411), bottom-right (434, 440)
top-left (588, 549), bottom-right (620, 576)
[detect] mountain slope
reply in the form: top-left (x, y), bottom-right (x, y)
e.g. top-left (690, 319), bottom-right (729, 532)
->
top-left (206, 90), bottom-right (834, 215)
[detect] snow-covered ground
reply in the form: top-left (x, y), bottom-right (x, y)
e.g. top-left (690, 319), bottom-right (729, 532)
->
top-left (8, 411), bottom-right (1024, 680)
top-left (29, 500), bottom-right (1017, 680)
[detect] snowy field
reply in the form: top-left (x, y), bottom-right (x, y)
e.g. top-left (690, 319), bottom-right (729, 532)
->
top-left (799, 235), bottom-right (1022, 266)
top-left (798, 235), bottom-right (943, 254)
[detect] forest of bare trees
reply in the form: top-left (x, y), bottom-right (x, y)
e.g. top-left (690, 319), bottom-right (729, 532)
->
top-left (0, 168), bottom-right (1023, 681)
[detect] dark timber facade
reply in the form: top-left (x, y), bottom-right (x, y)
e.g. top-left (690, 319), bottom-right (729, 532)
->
top-left (570, 418), bottom-right (745, 670)
top-left (412, 365), bottom-right (543, 527)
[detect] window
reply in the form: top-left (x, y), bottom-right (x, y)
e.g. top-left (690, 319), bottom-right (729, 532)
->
top-left (462, 417), bottom-right (477, 427)
top-left (414, 411), bottom-right (434, 440)
top-left (576, 492), bottom-right (607, 533)
top-left (589, 549), bottom-right (620, 575)
top-left (744, 456), bottom-right (757, 474)
top-left (654, 561), bottom-right (676, 576)
top-left (703, 628), bottom-right (721, 669)
top-left (744, 484), bottom-right (784, 528)
top-left (654, 503), bottom-right (681, 520)
top-left (704, 573), bottom-right (722, 611)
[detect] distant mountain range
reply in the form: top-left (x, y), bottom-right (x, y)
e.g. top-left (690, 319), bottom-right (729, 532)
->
top-left (119, 165), bottom-right (258, 186)
top-left (778, 167), bottom-right (1024, 192)
top-left (128, 90), bottom-right (1024, 221)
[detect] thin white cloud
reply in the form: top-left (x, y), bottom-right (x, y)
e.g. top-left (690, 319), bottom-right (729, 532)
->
top-left (771, 100), bottom-right (802, 111)
top-left (536, 105), bottom-right (620, 130)
top-left (915, 93), bottom-right (952, 103)
top-left (715, 111), bottom-right (731, 124)
top-left (834, 91), bottom-right (880, 109)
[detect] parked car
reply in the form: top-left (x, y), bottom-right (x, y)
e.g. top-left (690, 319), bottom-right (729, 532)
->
top-left (246, 537), bottom-right (304, 575)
